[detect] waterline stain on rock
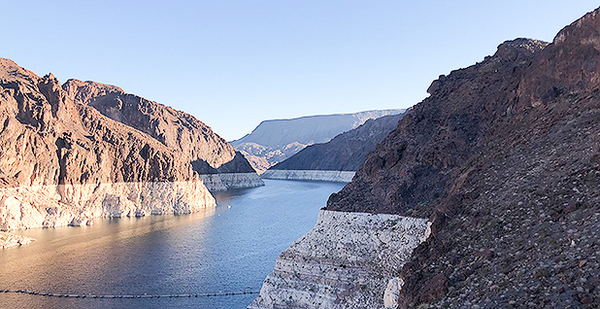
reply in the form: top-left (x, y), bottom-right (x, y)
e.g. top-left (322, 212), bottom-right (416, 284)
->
top-left (248, 210), bottom-right (430, 309)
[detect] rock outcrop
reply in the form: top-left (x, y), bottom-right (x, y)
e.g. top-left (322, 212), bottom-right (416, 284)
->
top-left (255, 7), bottom-right (600, 309)
top-left (63, 79), bottom-right (263, 191)
top-left (0, 181), bottom-right (214, 230)
top-left (0, 59), bottom-right (255, 230)
top-left (248, 210), bottom-right (430, 309)
top-left (231, 110), bottom-right (404, 173)
top-left (263, 113), bottom-right (404, 182)
top-left (0, 232), bottom-right (34, 249)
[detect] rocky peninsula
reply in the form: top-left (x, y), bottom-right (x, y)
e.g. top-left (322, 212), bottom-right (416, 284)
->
top-left (0, 232), bottom-right (34, 249)
top-left (63, 79), bottom-right (263, 192)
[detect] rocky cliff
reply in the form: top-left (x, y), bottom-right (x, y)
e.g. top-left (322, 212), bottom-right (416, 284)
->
top-left (249, 210), bottom-right (430, 309)
top-left (263, 113), bottom-right (404, 182)
top-left (231, 110), bottom-right (404, 173)
top-left (63, 79), bottom-right (263, 191)
top-left (0, 59), bottom-right (254, 230)
top-left (254, 7), bottom-right (600, 309)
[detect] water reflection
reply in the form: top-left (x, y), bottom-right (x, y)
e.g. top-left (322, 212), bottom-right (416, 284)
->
top-left (0, 180), bottom-right (345, 309)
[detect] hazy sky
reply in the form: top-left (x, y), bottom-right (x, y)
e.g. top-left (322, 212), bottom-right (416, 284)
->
top-left (2, 1), bottom-right (598, 140)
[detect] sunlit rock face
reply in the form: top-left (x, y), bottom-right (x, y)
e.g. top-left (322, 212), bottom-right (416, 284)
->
top-left (0, 58), bottom-right (244, 231)
top-left (249, 210), bottom-right (430, 309)
top-left (62, 79), bottom-right (264, 189)
top-left (0, 181), bottom-right (215, 230)
top-left (261, 170), bottom-right (355, 183)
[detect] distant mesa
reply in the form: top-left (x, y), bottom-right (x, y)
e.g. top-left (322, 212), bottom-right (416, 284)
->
top-left (230, 109), bottom-right (405, 173)
top-left (0, 59), bottom-right (262, 231)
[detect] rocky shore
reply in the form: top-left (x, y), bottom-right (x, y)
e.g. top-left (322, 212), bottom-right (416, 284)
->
top-left (261, 170), bottom-right (355, 183)
top-left (199, 173), bottom-right (265, 191)
top-left (0, 181), bottom-right (215, 230)
top-left (0, 58), bottom-right (261, 232)
top-left (253, 8), bottom-right (600, 308)
top-left (249, 210), bottom-right (430, 309)
top-left (0, 232), bottom-right (34, 249)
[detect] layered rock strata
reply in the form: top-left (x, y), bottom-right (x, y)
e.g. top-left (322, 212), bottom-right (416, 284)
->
top-left (261, 170), bottom-right (355, 183)
top-left (0, 181), bottom-right (215, 230)
top-left (249, 210), bottom-right (430, 309)
top-left (199, 173), bottom-right (266, 191)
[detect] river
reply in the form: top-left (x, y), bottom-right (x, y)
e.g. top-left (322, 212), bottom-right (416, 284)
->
top-left (0, 179), bottom-right (345, 309)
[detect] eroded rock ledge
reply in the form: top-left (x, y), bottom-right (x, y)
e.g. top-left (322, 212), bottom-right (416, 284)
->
top-left (248, 210), bottom-right (430, 309)
top-left (261, 170), bottom-right (355, 183)
top-left (0, 181), bottom-right (215, 230)
top-left (0, 232), bottom-right (34, 249)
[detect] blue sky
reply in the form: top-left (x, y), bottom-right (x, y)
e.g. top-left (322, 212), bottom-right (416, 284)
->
top-left (2, 1), bottom-right (598, 140)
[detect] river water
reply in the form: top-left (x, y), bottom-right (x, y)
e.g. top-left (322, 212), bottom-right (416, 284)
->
top-left (0, 179), bottom-right (345, 309)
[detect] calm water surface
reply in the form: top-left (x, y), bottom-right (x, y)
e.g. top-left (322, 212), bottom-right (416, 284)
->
top-left (0, 179), bottom-right (345, 309)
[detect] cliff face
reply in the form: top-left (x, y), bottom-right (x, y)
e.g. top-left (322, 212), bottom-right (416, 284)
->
top-left (0, 59), bottom-right (257, 230)
top-left (322, 8), bottom-right (600, 308)
top-left (0, 60), bottom-right (195, 187)
top-left (62, 79), bottom-right (263, 190)
top-left (231, 109), bottom-right (404, 173)
top-left (249, 210), bottom-right (430, 309)
top-left (63, 79), bottom-right (242, 172)
top-left (260, 170), bottom-right (356, 183)
top-left (269, 113), bottom-right (405, 172)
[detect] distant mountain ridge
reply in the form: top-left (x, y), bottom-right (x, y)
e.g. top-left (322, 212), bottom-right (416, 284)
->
top-left (230, 109), bottom-right (405, 173)
top-left (269, 113), bottom-right (405, 172)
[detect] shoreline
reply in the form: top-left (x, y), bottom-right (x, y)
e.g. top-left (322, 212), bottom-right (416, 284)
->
top-left (261, 170), bottom-right (355, 183)
top-left (0, 232), bottom-right (35, 249)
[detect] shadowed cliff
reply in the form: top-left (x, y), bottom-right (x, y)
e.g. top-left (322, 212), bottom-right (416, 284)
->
top-left (326, 8), bottom-right (600, 308)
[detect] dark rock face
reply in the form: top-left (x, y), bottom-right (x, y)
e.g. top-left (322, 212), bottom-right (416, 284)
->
top-left (269, 113), bottom-right (404, 171)
top-left (327, 8), bottom-right (600, 308)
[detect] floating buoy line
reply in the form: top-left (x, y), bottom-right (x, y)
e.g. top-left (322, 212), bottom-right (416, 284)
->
top-left (0, 289), bottom-right (258, 299)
